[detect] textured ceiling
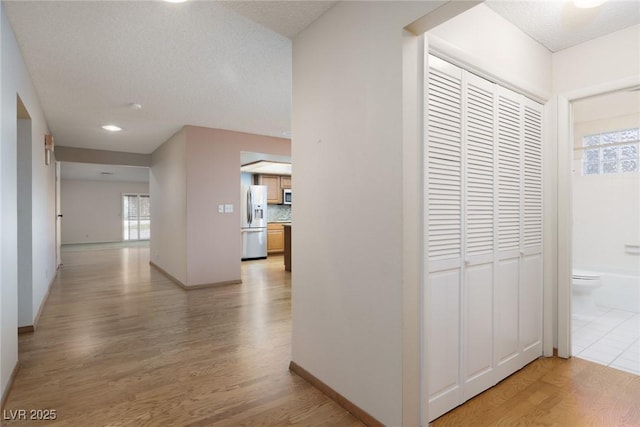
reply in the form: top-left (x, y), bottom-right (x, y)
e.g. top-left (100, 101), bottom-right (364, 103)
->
top-left (4, 0), bottom-right (297, 154)
top-left (486, 0), bottom-right (640, 52)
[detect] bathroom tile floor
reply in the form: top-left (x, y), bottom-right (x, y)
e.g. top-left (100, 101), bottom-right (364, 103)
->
top-left (572, 307), bottom-right (640, 376)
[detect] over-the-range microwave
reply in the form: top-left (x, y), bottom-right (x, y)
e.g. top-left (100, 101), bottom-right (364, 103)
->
top-left (283, 188), bottom-right (292, 205)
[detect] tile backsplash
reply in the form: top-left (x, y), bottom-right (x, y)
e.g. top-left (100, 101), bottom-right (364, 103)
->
top-left (268, 204), bottom-right (291, 222)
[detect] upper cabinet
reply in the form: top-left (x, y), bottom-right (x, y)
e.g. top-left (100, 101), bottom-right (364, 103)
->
top-left (254, 174), bottom-right (291, 204)
top-left (280, 176), bottom-right (291, 189)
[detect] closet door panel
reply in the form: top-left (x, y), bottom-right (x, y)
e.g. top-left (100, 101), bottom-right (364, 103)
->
top-left (494, 86), bottom-right (524, 382)
top-left (427, 268), bottom-right (462, 420)
top-left (426, 56), bottom-right (464, 421)
top-left (521, 252), bottom-right (543, 355)
top-left (462, 72), bottom-right (495, 400)
top-left (520, 98), bottom-right (544, 361)
top-left (463, 263), bottom-right (494, 400)
top-left (494, 258), bottom-right (520, 382)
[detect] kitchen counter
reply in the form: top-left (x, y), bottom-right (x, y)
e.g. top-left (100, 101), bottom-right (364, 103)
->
top-left (283, 224), bottom-right (291, 272)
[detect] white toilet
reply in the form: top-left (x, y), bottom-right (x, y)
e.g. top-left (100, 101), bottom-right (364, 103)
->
top-left (572, 269), bottom-right (603, 317)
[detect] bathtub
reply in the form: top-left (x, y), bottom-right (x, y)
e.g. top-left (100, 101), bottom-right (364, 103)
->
top-left (592, 272), bottom-right (640, 313)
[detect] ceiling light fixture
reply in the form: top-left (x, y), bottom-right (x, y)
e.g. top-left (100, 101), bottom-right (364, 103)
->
top-left (241, 161), bottom-right (292, 176)
top-left (164, 0), bottom-right (188, 3)
top-left (101, 125), bottom-right (122, 132)
top-left (573, 0), bottom-right (607, 8)
top-left (129, 103), bottom-right (142, 110)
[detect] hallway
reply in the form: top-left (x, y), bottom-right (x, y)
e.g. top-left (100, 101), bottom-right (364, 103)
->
top-left (3, 245), bottom-right (361, 426)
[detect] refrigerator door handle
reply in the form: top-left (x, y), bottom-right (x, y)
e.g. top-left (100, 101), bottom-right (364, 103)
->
top-left (242, 228), bottom-right (264, 233)
top-left (247, 189), bottom-right (252, 224)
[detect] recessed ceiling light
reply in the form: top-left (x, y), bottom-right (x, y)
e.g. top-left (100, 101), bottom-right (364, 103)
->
top-left (573, 0), bottom-right (607, 8)
top-left (129, 103), bottom-right (142, 110)
top-left (102, 125), bottom-right (122, 132)
top-left (164, 0), bottom-right (188, 3)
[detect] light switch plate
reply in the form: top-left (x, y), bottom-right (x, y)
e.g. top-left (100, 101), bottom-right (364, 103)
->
top-left (224, 204), bottom-right (233, 213)
top-left (218, 204), bottom-right (224, 213)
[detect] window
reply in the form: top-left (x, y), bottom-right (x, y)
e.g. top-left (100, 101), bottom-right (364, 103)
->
top-left (123, 194), bottom-right (150, 241)
top-left (582, 128), bottom-right (639, 175)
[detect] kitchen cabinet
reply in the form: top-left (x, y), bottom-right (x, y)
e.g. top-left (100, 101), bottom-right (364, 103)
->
top-left (280, 176), bottom-right (291, 189)
top-left (425, 55), bottom-right (543, 421)
top-left (267, 222), bottom-right (285, 254)
top-left (255, 175), bottom-right (281, 204)
top-left (254, 174), bottom-right (291, 204)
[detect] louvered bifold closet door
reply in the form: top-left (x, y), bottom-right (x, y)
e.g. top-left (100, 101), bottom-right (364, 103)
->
top-left (425, 55), bottom-right (544, 424)
top-left (425, 55), bottom-right (464, 420)
top-left (462, 72), bottom-right (495, 401)
top-left (493, 86), bottom-right (524, 382)
top-left (519, 97), bottom-right (544, 361)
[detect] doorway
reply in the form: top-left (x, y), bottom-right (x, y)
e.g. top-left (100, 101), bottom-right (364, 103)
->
top-left (569, 90), bottom-right (640, 374)
top-left (56, 161), bottom-right (62, 268)
top-left (240, 151), bottom-right (292, 263)
top-left (17, 95), bottom-right (34, 330)
top-left (557, 79), bottom-right (640, 360)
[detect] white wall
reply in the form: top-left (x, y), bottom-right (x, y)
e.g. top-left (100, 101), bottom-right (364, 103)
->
top-left (292, 3), bottom-right (552, 425)
top-left (1, 3), bottom-right (55, 401)
top-left (60, 179), bottom-right (149, 244)
top-left (573, 173), bottom-right (640, 275)
top-left (150, 129), bottom-right (187, 284)
top-left (293, 3), bottom-right (444, 425)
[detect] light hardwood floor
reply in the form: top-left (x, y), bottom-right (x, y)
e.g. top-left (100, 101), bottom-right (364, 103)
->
top-left (3, 245), bottom-right (362, 426)
top-left (4, 244), bottom-right (639, 426)
top-left (432, 354), bottom-right (640, 426)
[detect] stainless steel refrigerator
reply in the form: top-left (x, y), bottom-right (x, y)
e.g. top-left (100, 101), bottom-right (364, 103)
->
top-left (241, 185), bottom-right (268, 260)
